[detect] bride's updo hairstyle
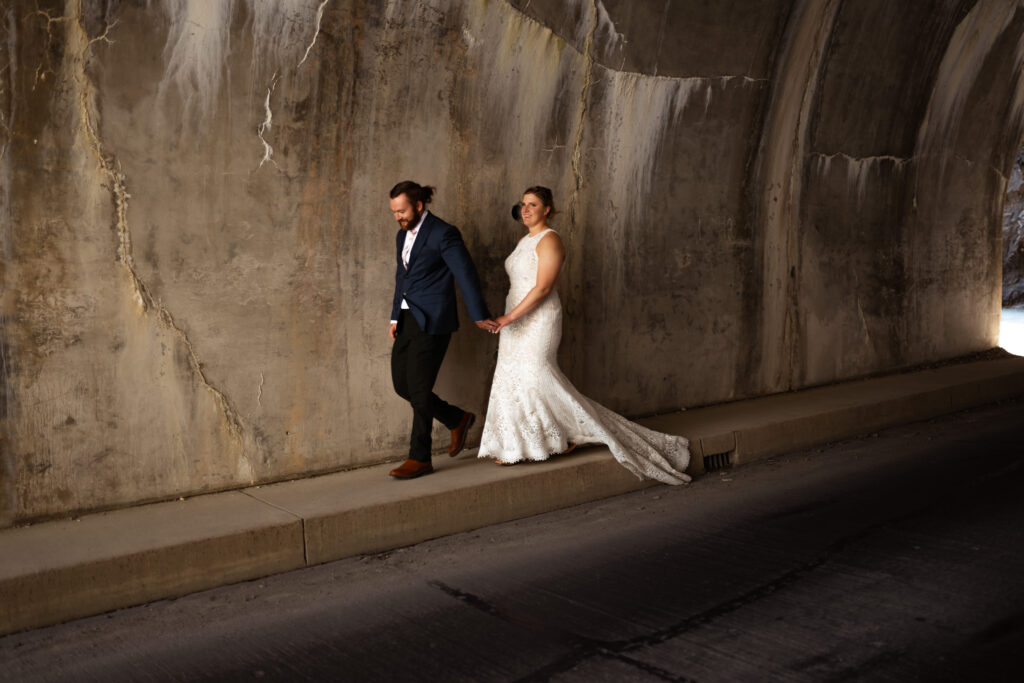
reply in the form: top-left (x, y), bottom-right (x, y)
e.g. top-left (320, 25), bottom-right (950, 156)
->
top-left (390, 180), bottom-right (435, 206)
top-left (524, 185), bottom-right (557, 217)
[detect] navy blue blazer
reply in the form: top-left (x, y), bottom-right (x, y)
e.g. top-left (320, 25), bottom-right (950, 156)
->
top-left (391, 212), bottom-right (490, 335)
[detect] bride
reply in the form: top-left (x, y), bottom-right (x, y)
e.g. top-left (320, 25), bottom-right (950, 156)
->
top-left (477, 186), bottom-right (691, 485)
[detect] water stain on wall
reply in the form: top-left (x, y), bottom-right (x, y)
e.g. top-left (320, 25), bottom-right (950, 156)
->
top-left (1, 0), bottom-right (1022, 525)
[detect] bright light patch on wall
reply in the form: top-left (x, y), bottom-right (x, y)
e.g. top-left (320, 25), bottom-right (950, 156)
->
top-left (1000, 308), bottom-right (1024, 356)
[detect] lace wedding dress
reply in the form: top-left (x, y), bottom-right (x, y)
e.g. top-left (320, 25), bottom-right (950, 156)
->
top-left (478, 229), bottom-right (691, 485)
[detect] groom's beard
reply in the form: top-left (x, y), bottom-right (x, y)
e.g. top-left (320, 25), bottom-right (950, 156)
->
top-left (398, 208), bottom-right (422, 231)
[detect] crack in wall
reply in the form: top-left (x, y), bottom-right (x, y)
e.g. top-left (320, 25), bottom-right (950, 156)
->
top-left (258, 0), bottom-right (332, 169)
top-left (297, 0), bottom-right (330, 67)
top-left (30, 8), bottom-right (64, 90)
top-left (257, 70), bottom-right (280, 169)
top-left (87, 17), bottom-right (117, 48)
top-left (67, 1), bottom-right (247, 446)
top-left (810, 152), bottom-right (911, 165)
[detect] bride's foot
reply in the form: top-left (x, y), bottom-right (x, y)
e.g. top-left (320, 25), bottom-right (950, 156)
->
top-left (558, 442), bottom-right (578, 456)
top-left (493, 459), bottom-right (519, 466)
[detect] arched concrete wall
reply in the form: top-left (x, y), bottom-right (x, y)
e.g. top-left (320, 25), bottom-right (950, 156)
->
top-left (2, 0), bottom-right (1023, 526)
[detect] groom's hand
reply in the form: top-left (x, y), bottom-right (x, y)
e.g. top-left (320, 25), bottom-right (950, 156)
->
top-left (388, 322), bottom-right (398, 341)
top-left (475, 319), bottom-right (498, 333)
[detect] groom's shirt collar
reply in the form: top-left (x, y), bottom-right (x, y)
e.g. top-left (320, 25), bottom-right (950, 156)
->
top-left (410, 209), bottom-right (429, 234)
top-left (395, 210), bottom-right (431, 318)
top-left (401, 209), bottom-right (429, 265)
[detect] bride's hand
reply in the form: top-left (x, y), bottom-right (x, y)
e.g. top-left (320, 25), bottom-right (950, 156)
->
top-left (493, 315), bottom-right (513, 333)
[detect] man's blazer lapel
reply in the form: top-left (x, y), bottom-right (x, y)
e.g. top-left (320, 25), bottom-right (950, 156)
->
top-left (406, 213), bottom-right (434, 271)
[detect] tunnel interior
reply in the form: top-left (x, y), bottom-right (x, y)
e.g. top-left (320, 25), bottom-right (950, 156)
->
top-left (1, 0), bottom-right (1023, 526)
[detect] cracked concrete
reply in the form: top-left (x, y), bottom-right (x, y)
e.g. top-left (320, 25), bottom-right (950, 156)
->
top-left (70, 3), bottom-right (248, 445)
top-left (2, 0), bottom-right (1022, 526)
top-left (297, 0), bottom-right (331, 67)
top-left (256, 72), bottom-right (279, 169)
top-left (811, 152), bottom-right (912, 165)
top-left (28, 8), bottom-right (65, 91)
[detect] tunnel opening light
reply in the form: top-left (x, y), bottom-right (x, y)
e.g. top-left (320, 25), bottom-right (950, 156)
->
top-left (1000, 308), bottom-right (1024, 356)
top-left (1000, 144), bottom-right (1023, 355)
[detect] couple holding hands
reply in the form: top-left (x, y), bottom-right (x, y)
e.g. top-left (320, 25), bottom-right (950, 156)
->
top-left (387, 180), bottom-right (691, 485)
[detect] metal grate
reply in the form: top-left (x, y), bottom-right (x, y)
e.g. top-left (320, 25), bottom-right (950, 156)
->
top-left (703, 451), bottom-right (732, 472)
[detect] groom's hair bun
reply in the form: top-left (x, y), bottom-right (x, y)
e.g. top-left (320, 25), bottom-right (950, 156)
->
top-left (390, 180), bottom-right (435, 206)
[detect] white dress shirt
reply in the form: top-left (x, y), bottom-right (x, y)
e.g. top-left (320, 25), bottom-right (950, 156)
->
top-left (391, 210), bottom-right (429, 324)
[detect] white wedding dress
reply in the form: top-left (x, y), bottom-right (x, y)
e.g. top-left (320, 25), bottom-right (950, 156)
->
top-left (477, 229), bottom-right (691, 485)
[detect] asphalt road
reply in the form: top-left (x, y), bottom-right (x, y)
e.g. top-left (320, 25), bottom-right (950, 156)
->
top-left (2, 399), bottom-right (1022, 682)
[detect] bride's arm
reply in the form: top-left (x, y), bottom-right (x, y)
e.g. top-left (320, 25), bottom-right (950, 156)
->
top-left (493, 232), bottom-right (565, 333)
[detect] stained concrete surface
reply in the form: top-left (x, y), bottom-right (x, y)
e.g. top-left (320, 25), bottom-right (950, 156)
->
top-left (4, 1), bottom-right (1024, 527)
top-left (1, 399), bottom-right (1021, 682)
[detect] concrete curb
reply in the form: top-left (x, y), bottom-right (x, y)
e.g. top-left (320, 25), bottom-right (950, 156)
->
top-left (0, 493), bottom-right (304, 636)
top-left (1, 357), bottom-right (1022, 636)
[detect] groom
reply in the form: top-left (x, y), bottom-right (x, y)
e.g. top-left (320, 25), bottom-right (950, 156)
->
top-left (387, 180), bottom-right (495, 479)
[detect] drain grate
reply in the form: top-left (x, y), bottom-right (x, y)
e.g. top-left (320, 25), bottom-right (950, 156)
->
top-left (703, 451), bottom-right (732, 472)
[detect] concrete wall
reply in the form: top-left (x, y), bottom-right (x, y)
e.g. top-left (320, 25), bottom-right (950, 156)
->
top-left (2, 0), bottom-right (1023, 526)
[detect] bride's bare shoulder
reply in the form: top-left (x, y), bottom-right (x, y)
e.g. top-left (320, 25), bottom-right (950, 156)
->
top-left (536, 230), bottom-right (565, 255)
top-left (539, 229), bottom-right (562, 244)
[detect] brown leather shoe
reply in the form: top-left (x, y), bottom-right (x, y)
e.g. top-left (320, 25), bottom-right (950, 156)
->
top-left (389, 459), bottom-right (434, 479)
top-left (448, 411), bottom-right (475, 457)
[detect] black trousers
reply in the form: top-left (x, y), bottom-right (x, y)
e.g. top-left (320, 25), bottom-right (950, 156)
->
top-left (391, 310), bottom-right (464, 462)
